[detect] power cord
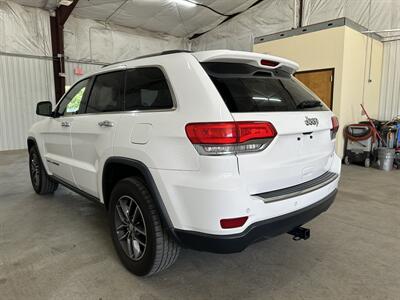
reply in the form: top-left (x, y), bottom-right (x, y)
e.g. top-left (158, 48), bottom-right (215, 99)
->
top-left (181, 0), bottom-right (230, 17)
top-left (186, 0), bottom-right (264, 39)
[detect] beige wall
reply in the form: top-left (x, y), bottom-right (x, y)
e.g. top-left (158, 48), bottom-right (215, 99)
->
top-left (253, 26), bottom-right (383, 158)
top-left (341, 27), bottom-right (383, 122)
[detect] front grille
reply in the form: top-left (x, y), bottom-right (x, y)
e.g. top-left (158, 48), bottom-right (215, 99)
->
top-left (254, 171), bottom-right (339, 203)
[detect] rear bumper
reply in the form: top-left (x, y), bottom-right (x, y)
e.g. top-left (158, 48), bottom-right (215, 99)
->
top-left (151, 153), bottom-right (341, 235)
top-left (174, 189), bottom-right (337, 253)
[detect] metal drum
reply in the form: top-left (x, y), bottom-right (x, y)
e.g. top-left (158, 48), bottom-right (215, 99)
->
top-left (377, 148), bottom-right (395, 171)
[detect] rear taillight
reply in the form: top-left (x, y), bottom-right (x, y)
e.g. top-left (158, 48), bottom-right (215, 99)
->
top-left (331, 116), bottom-right (339, 139)
top-left (185, 121), bottom-right (277, 155)
top-left (220, 216), bottom-right (248, 229)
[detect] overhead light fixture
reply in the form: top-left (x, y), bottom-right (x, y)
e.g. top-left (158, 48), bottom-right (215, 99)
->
top-left (173, 0), bottom-right (197, 8)
top-left (252, 96), bottom-right (282, 102)
top-left (59, 0), bottom-right (73, 6)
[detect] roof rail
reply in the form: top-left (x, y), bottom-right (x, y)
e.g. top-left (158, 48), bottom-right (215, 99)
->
top-left (102, 50), bottom-right (192, 68)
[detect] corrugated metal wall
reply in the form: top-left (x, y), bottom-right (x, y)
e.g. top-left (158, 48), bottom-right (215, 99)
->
top-left (0, 54), bottom-right (54, 151)
top-left (379, 41), bottom-right (400, 120)
top-left (0, 56), bottom-right (104, 151)
top-left (65, 61), bottom-right (102, 86)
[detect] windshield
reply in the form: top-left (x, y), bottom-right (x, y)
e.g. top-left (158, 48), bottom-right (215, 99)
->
top-left (202, 62), bottom-right (329, 112)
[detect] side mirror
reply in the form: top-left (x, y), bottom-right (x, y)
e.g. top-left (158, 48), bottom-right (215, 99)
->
top-left (36, 101), bottom-right (53, 117)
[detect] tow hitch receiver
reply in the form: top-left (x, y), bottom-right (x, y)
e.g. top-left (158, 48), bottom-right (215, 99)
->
top-left (288, 227), bottom-right (310, 241)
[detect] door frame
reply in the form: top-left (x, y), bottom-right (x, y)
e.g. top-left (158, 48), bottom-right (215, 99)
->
top-left (294, 68), bottom-right (335, 110)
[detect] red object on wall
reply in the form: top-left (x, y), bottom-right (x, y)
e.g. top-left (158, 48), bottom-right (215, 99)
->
top-left (74, 67), bottom-right (84, 76)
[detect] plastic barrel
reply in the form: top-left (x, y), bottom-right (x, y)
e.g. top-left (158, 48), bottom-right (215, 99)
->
top-left (377, 147), bottom-right (395, 171)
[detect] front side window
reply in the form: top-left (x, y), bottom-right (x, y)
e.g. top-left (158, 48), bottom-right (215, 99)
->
top-left (125, 67), bottom-right (173, 111)
top-left (86, 71), bottom-right (124, 113)
top-left (56, 79), bottom-right (89, 116)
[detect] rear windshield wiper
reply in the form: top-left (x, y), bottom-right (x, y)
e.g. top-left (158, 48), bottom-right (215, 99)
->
top-left (296, 100), bottom-right (323, 109)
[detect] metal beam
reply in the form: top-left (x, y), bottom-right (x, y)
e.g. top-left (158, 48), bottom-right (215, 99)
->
top-left (298, 0), bottom-right (304, 28)
top-left (50, 0), bottom-right (79, 102)
top-left (363, 28), bottom-right (400, 34)
top-left (254, 18), bottom-right (382, 44)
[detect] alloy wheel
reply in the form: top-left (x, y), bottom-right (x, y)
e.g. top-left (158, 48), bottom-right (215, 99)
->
top-left (114, 195), bottom-right (147, 261)
top-left (30, 152), bottom-right (40, 190)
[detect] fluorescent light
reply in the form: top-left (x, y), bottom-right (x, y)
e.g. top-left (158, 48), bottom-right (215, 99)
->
top-left (252, 96), bottom-right (282, 102)
top-left (253, 96), bottom-right (267, 101)
top-left (59, 0), bottom-right (73, 6)
top-left (173, 0), bottom-right (197, 8)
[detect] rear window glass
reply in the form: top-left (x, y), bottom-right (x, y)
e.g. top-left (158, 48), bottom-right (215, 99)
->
top-left (125, 67), bottom-right (173, 111)
top-left (202, 62), bottom-right (328, 112)
top-left (86, 71), bottom-right (124, 113)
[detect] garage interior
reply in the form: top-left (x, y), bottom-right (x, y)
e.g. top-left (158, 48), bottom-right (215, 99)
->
top-left (1, 0), bottom-right (400, 299)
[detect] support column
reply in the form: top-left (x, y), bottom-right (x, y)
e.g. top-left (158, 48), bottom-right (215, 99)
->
top-left (299, 0), bottom-right (304, 28)
top-left (50, 0), bottom-right (79, 102)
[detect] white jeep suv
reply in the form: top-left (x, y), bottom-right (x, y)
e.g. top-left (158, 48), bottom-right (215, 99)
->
top-left (28, 50), bottom-right (341, 276)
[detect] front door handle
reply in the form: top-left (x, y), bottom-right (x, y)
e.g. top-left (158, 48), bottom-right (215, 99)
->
top-left (98, 120), bottom-right (114, 127)
top-left (61, 121), bottom-right (70, 128)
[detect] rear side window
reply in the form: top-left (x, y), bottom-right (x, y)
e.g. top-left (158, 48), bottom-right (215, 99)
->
top-left (125, 67), bottom-right (173, 111)
top-left (202, 62), bottom-right (328, 112)
top-left (86, 71), bottom-right (124, 113)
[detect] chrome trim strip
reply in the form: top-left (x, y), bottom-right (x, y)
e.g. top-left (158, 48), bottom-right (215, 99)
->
top-left (255, 172), bottom-right (339, 203)
top-left (46, 159), bottom-right (60, 166)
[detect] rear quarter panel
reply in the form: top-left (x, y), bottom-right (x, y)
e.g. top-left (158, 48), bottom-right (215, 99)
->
top-left (112, 53), bottom-right (235, 171)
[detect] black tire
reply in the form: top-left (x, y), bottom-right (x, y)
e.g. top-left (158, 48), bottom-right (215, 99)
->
top-left (364, 158), bottom-right (371, 168)
top-left (109, 177), bottom-right (180, 276)
top-left (29, 146), bottom-right (58, 194)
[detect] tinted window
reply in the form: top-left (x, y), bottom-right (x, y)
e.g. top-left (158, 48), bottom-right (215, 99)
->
top-left (202, 62), bottom-right (328, 112)
top-left (57, 79), bottom-right (89, 116)
top-left (125, 68), bottom-right (173, 110)
top-left (86, 71), bottom-right (124, 113)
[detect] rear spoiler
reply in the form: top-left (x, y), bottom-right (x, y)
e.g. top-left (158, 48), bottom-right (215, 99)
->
top-left (192, 50), bottom-right (299, 74)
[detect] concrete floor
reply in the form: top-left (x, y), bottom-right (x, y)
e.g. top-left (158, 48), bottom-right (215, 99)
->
top-left (0, 150), bottom-right (399, 300)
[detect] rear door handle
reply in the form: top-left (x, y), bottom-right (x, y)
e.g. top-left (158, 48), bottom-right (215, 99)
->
top-left (61, 121), bottom-right (70, 128)
top-left (98, 120), bottom-right (114, 127)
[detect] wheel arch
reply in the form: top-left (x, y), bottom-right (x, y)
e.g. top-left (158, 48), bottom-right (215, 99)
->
top-left (102, 157), bottom-right (176, 236)
top-left (27, 136), bottom-right (51, 175)
top-left (27, 136), bottom-right (37, 150)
